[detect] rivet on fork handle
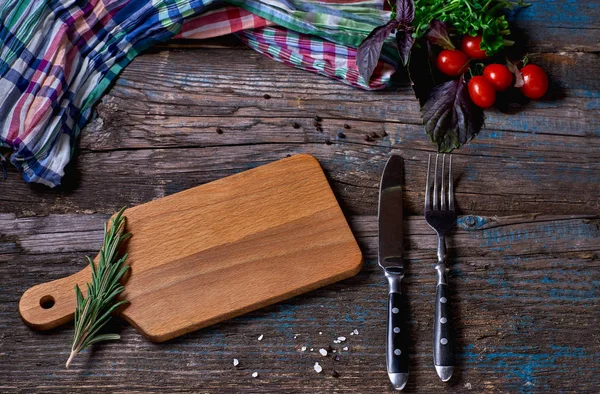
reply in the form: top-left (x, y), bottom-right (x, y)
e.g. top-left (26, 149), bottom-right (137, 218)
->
top-left (425, 154), bottom-right (457, 382)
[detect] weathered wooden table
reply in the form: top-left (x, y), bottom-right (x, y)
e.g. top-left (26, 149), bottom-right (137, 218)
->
top-left (1, 1), bottom-right (599, 392)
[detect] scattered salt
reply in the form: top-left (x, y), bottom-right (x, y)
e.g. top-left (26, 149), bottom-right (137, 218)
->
top-left (301, 346), bottom-right (307, 351)
top-left (233, 358), bottom-right (239, 367)
top-left (319, 332), bottom-right (322, 335)
top-left (310, 348), bottom-right (314, 351)
top-left (314, 362), bottom-right (323, 373)
top-left (465, 383), bottom-right (472, 390)
top-left (333, 340), bottom-right (340, 344)
top-left (319, 348), bottom-right (328, 356)
top-left (293, 335), bottom-right (297, 339)
top-left (252, 372), bottom-right (259, 378)
top-left (258, 334), bottom-right (264, 341)
top-left (337, 336), bottom-right (346, 342)
top-left (342, 347), bottom-right (348, 351)
top-left (352, 329), bottom-right (359, 335)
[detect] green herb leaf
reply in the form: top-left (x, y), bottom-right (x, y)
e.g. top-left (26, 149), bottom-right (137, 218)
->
top-left (66, 207), bottom-right (131, 369)
top-left (413, 0), bottom-right (528, 57)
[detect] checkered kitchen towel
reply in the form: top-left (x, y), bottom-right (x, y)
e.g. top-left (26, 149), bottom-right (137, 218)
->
top-left (0, 0), bottom-right (398, 187)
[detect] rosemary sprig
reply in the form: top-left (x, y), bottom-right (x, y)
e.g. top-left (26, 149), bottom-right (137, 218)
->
top-left (66, 208), bottom-right (132, 369)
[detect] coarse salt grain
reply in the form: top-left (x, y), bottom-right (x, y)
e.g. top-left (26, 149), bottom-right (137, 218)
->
top-left (319, 332), bottom-right (322, 335)
top-left (258, 334), bottom-right (263, 341)
top-left (343, 347), bottom-right (349, 351)
top-left (319, 348), bottom-right (328, 356)
top-left (314, 362), bottom-right (323, 373)
top-left (353, 329), bottom-right (359, 335)
top-left (252, 372), bottom-right (259, 378)
top-left (233, 358), bottom-right (239, 367)
top-left (301, 346), bottom-right (307, 351)
top-left (337, 336), bottom-right (346, 342)
top-left (333, 340), bottom-right (340, 344)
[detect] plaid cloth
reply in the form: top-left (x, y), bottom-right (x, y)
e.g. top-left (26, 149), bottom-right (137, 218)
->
top-left (175, 6), bottom-right (274, 39)
top-left (0, 0), bottom-right (398, 187)
top-left (237, 26), bottom-right (395, 90)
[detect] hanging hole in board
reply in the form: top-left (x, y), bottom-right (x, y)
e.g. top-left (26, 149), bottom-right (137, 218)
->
top-left (40, 295), bottom-right (55, 309)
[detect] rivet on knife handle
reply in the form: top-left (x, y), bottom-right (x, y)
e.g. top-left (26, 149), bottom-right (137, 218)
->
top-left (386, 270), bottom-right (409, 390)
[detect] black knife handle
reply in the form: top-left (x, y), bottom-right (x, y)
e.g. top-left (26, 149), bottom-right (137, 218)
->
top-left (387, 292), bottom-right (409, 374)
top-left (433, 283), bottom-right (454, 367)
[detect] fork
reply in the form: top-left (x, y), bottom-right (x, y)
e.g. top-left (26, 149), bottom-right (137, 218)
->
top-left (424, 154), bottom-right (456, 382)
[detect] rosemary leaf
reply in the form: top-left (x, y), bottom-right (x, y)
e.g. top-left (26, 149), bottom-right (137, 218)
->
top-left (66, 208), bottom-right (131, 369)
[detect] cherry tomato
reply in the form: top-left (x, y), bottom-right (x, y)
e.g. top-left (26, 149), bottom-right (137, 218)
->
top-left (468, 76), bottom-right (496, 108)
top-left (483, 64), bottom-right (513, 91)
top-left (461, 35), bottom-right (487, 60)
top-left (436, 50), bottom-right (470, 77)
top-left (520, 64), bottom-right (548, 99)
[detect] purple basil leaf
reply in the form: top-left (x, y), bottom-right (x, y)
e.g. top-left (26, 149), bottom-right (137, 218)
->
top-left (421, 76), bottom-right (484, 152)
top-left (425, 20), bottom-right (455, 50)
top-left (396, 29), bottom-right (414, 66)
top-left (392, 0), bottom-right (416, 66)
top-left (506, 60), bottom-right (524, 88)
top-left (395, 0), bottom-right (415, 23)
top-left (356, 20), bottom-right (399, 83)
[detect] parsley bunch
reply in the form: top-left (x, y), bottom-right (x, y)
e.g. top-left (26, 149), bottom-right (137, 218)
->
top-left (413, 0), bottom-right (528, 55)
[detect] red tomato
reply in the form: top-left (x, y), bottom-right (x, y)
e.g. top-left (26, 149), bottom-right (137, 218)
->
top-left (461, 35), bottom-right (487, 60)
top-left (483, 64), bottom-right (513, 91)
top-left (468, 76), bottom-right (496, 108)
top-left (436, 50), bottom-right (470, 76)
top-left (520, 64), bottom-right (549, 99)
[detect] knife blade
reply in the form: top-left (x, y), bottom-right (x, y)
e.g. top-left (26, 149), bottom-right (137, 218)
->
top-left (378, 155), bottom-right (409, 391)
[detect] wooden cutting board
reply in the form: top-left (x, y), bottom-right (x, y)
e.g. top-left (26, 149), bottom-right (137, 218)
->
top-left (19, 154), bottom-right (363, 342)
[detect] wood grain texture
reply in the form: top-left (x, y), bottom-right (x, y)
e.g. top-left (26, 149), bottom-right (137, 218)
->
top-left (2, 2), bottom-right (600, 391)
top-left (2, 214), bottom-right (599, 393)
top-left (18, 155), bottom-right (362, 341)
top-left (1, 48), bottom-right (598, 217)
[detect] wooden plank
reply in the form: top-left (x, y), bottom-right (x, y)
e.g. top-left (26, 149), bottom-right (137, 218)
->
top-left (0, 49), bottom-right (598, 217)
top-left (99, 49), bottom-right (599, 134)
top-left (2, 213), bottom-right (599, 392)
top-left (2, 142), bottom-right (599, 217)
top-left (509, 0), bottom-right (600, 52)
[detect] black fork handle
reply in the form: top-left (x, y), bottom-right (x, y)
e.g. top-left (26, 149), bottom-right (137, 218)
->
top-left (433, 236), bottom-right (454, 381)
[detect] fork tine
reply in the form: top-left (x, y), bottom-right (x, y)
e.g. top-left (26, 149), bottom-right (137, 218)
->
top-left (433, 154), bottom-right (439, 210)
top-left (441, 154), bottom-right (446, 210)
top-left (449, 155), bottom-right (455, 211)
top-left (425, 155), bottom-right (431, 211)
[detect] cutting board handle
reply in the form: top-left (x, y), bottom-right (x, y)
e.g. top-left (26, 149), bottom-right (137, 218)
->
top-left (19, 267), bottom-right (91, 330)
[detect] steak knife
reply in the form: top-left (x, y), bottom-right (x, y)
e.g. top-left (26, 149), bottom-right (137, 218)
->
top-left (378, 155), bottom-right (409, 390)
